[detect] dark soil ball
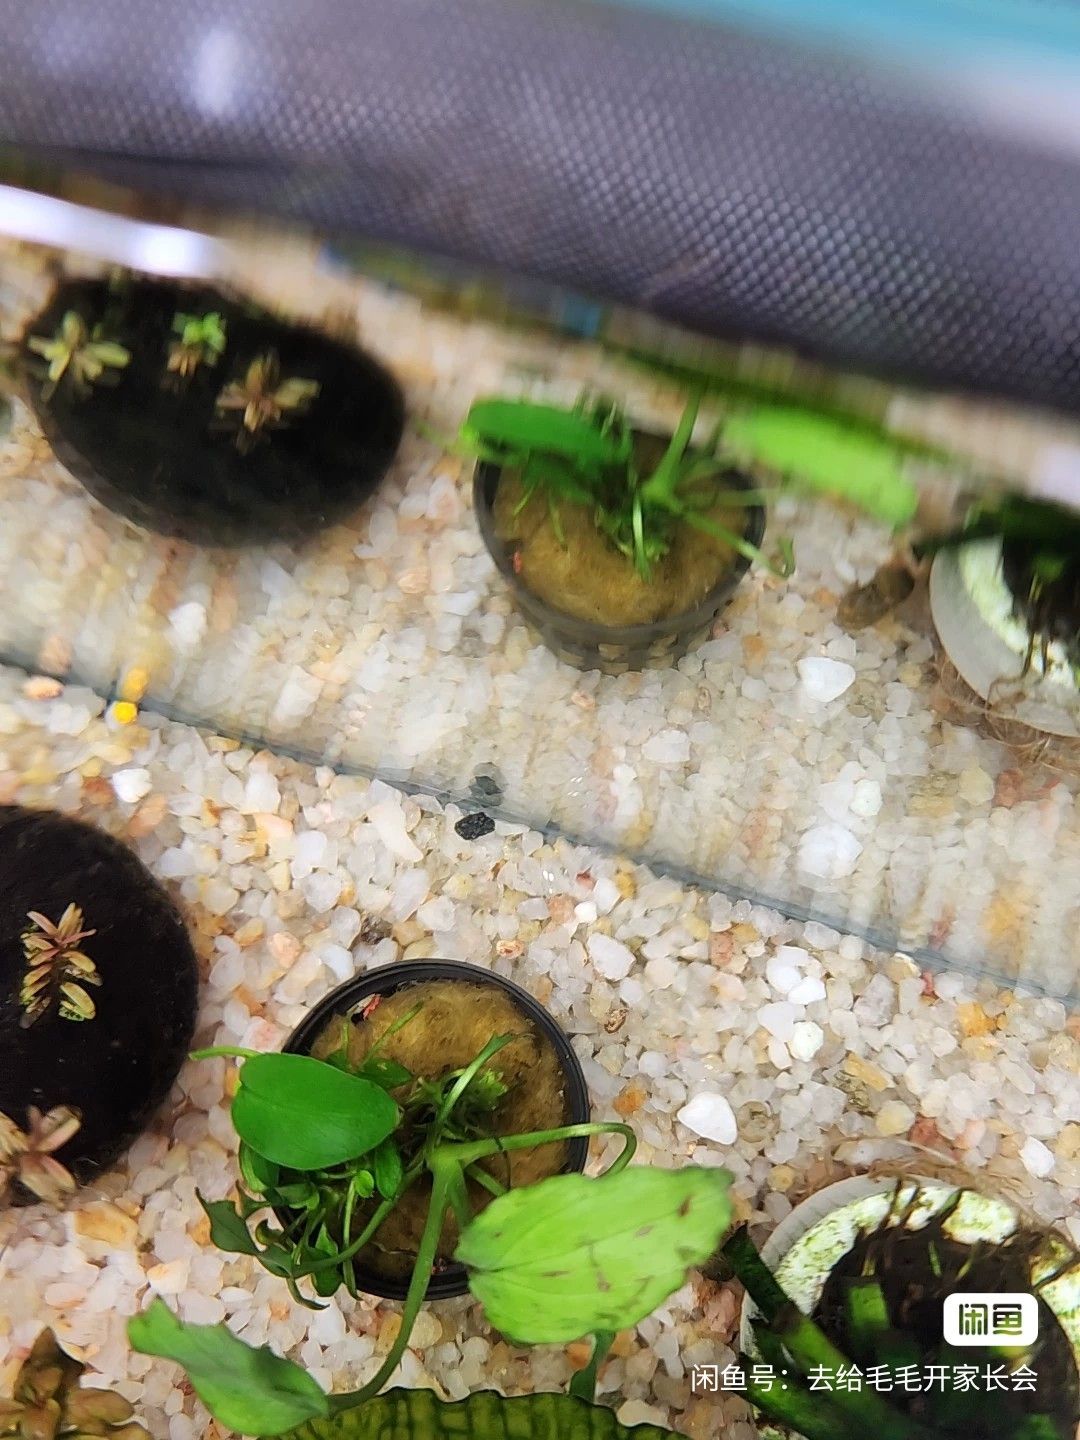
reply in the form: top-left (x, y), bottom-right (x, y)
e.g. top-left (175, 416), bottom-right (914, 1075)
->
top-left (21, 277), bottom-right (405, 545)
top-left (0, 807), bottom-right (198, 1189)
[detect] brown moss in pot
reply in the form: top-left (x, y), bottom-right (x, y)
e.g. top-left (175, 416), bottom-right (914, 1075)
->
top-left (463, 391), bottom-right (789, 649)
top-left (308, 979), bottom-right (570, 1280)
top-left (0, 807), bottom-right (198, 1204)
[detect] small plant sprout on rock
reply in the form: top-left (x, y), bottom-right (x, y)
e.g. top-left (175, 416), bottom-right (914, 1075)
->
top-left (127, 992), bottom-right (734, 1437)
top-left (27, 311), bottom-right (130, 401)
top-left (0, 1328), bottom-right (148, 1440)
top-left (166, 310), bottom-right (227, 383)
top-left (0, 1105), bottom-right (80, 1206)
top-left (19, 904), bottom-right (101, 1028)
top-left (216, 351), bottom-right (319, 451)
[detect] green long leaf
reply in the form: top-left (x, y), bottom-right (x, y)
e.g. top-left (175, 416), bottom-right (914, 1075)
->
top-left (231, 1054), bottom-right (399, 1170)
top-left (296, 1389), bottom-right (675, 1440)
top-left (456, 1165), bottom-right (732, 1344)
top-left (463, 399), bottom-right (628, 467)
top-left (724, 407), bottom-right (919, 527)
top-left (198, 1194), bottom-right (260, 1255)
top-left (127, 1300), bottom-right (328, 1436)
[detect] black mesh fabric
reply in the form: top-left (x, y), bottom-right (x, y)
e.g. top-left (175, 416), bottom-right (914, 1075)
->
top-left (3, 0), bottom-right (1080, 411)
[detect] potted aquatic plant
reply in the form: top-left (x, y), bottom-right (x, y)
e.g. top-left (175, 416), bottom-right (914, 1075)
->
top-left (920, 493), bottom-right (1080, 736)
top-left (458, 391), bottom-right (784, 673)
top-left (723, 1176), bottom-right (1080, 1440)
top-left (19, 274), bottom-right (404, 544)
top-left (128, 960), bottom-right (734, 1438)
top-left (0, 806), bottom-right (198, 1201)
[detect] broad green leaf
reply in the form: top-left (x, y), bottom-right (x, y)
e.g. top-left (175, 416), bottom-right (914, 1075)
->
top-left (464, 399), bottom-right (628, 468)
top-left (372, 1138), bottom-right (403, 1199)
top-left (456, 1166), bottom-right (732, 1344)
top-left (198, 1194), bottom-right (259, 1255)
top-left (285, 1389), bottom-right (676, 1440)
top-left (724, 407), bottom-right (919, 527)
top-left (355, 1056), bottom-right (413, 1090)
top-left (239, 1141), bottom-right (281, 1194)
top-left (232, 1054), bottom-right (399, 1170)
top-left (128, 1300), bottom-right (328, 1435)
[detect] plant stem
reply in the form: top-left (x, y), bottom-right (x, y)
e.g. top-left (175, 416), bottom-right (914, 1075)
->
top-left (189, 1046), bottom-right (259, 1061)
top-left (569, 1330), bottom-right (614, 1403)
top-left (638, 391), bottom-right (702, 508)
top-left (436, 1121), bottom-right (637, 1174)
top-left (680, 508), bottom-right (792, 576)
top-left (723, 1227), bottom-right (936, 1440)
top-left (329, 1160), bottom-right (458, 1411)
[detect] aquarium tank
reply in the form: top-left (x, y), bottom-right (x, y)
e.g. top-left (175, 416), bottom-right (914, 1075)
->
top-left (0, 3), bottom-right (1078, 1440)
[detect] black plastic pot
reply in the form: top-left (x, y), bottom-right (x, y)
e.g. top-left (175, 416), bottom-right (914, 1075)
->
top-left (22, 276), bottom-right (404, 545)
top-left (474, 446), bottom-right (766, 675)
top-left (0, 806), bottom-right (198, 1193)
top-left (283, 959), bottom-right (591, 1301)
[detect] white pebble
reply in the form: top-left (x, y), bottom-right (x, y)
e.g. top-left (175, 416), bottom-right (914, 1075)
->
top-left (850, 779), bottom-right (883, 817)
top-left (1020, 1137), bottom-right (1055, 1178)
top-left (766, 946), bottom-right (808, 994)
top-left (798, 823), bottom-right (863, 879)
top-left (788, 976), bottom-right (827, 1006)
top-left (759, 1002), bottom-right (799, 1041)
top-left (789, 1020), bottom-right (825, 1061)
top-left (243, 771), bottom-right (280, 814)
top-left (112, 768), bottom-right (153, 804)
top-left (676, 1092), bottom-right (737, 1145)
top-left (588, 933), bottom-right (636, 980)
top-left (168, 602), bottom-right (207, 650)
top-left (369, 798), bottom-right (423, 862)
top-left (797, 656), bottom-right (856, 703)
top-left (642, 728), bottom-right (691, 765)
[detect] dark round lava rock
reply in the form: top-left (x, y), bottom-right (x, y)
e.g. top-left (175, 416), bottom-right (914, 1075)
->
top-left (455, 812), bottom-right (495, 840)
top-left (21, 276), bottom-right (405, 545)
top-left (0, 807), bottom-right (198, 1193)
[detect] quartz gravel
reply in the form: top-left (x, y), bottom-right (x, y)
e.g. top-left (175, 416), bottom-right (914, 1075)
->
top-left (0, 668), bottom-right (1077, 1440)
top-left (2, 243), bottom-right (1079, 998)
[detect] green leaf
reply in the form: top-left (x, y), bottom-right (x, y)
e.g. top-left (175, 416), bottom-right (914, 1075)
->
top-left (456, 1165), bottom-right (732, 1344)
top-left (724, 407), bottom-right (919, 527)
top-left (127, 1299), bottom-right (328, 1436)
top-left (372, 1138), bottom-right (404, 1200)
top-left (239, 1142), bottom-right (281, 1194)
top-left (231, 1054), bottom-right (399, 1170)
top-left (88, 341), bottom-right (131, 369)
top-left (354, 1056), bottom-right (413, 1090)
top-left (464, 399), bottom-right (628, 468)
top-left (198, 1194), bottom-right (259, 1255)
top-left (288, 1389), bottom-right (673, 1440)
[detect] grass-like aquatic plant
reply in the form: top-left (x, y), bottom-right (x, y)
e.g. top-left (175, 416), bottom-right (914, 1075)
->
top-left (456, 392), bottom-right (794, 580)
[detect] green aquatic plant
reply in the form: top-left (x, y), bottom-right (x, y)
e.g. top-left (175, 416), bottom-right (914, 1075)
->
top-left (28, 312), bottom-right (130, 401)
top-left (166, 310), bottom-right (227, 382)
top-left (456, 391), bottom-right (792, 580)
top-left (916, 493), bottom-right (1080, 678)
top-left (722, 1194), bottom-right (1079, 1440)
top-left (127, 1010), bottom-right (733, 1435)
